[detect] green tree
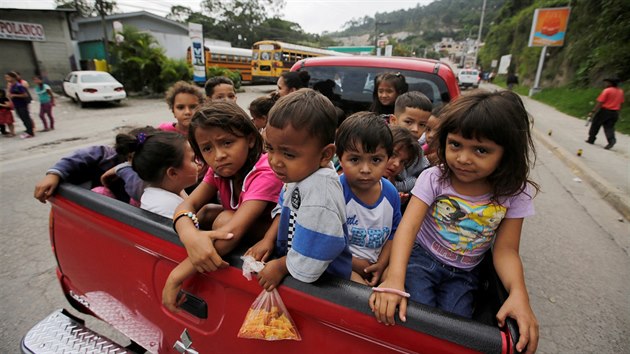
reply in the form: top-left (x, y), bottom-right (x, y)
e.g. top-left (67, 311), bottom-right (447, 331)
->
top-left (55, 0), bottom-right (117, 17)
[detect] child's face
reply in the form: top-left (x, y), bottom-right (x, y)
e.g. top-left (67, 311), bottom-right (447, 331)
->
top-left (209, 84), bottom-right (237, 102)
top-left (445, 132), bottom-right (504, 186)
top-left (384, 143), bottom-right (412, 179)
top-left (265, 123), bottom-right (331, 183)
top-left (172, 142), bottom-right (201, 190)
top-left (194, 127), bottom-right (254, 178)
top-left (377, 81), bottom-right (398, 107)
top-left (276, 77), bottom-right (293, 97)
top-left (340, 144), bottom-right (388, 196)
top-left (33, 77), bottom-right (42, 85)
top-left (425, 115), bottom-right (440, 150)
top-left (391, 107), bottom-right (430, 140)
top-left (249, 110), bottom-right (267, 130)
top-left (173, 93), bottom-right (200, 131)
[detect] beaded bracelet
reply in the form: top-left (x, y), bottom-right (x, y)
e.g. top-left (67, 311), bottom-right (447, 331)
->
top-left (173, 211), bottom-right (199, 233)
top-left (371, 287), bottom-right (411, 298)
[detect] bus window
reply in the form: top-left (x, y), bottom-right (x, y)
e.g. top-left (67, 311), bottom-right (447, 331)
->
top-left (220, 55), bottom-right (227, 61)
top-left (253, 52), bottom-right (259, 60)
top-left (282, 52), bottom-right (290, 62)
top-left (261, 52), bottom-right (271, 60)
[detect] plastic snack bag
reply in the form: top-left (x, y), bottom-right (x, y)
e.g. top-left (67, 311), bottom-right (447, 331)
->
top-left (238, 256), bottom-right (301, 341)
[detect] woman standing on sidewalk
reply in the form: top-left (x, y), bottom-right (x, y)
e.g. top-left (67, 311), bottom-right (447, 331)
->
top-left (5, 71), bottom-right (34, 138)
top-left (586, 77), bottom-right (624, 150)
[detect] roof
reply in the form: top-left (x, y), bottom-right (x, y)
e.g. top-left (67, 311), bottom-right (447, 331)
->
top-left (75, 11), bottom-right (187, 31)
top-left (0, 8), bottom-right (75, 13)
top-left (253, 40), bottom-right (351, 57)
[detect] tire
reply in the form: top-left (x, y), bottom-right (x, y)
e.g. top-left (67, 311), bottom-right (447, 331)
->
top-left (76, 94), bottom-right (85, 108)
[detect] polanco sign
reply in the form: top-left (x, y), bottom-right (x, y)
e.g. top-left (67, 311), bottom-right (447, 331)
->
top-left (0, 20), bottom-right (46, 41)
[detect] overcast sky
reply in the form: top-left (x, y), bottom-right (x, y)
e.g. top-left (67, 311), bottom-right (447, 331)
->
top-left (1, 0), bottom-right (434, 34)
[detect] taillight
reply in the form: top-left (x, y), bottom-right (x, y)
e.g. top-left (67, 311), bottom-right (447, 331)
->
top-left (114, 87), bottom-right (124, 92)
top-left (83, 88), bottom-right (98, 93)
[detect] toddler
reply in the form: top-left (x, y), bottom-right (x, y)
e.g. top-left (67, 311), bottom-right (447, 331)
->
top-left (158, 81), bottom-right (204, 135)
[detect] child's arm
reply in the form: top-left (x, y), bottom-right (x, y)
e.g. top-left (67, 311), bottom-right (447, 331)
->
top-left (174, 182), bottom-right (232, 273)
top-left (47, 87), bottom-right (55, 106)
top-left (352, 257), bottom-right (372, 280)
top-left (364, 240), bottom-right (393, 286)
top-left (212, 199), bottom-right (274, 255)
top-left (34, 173), bottom-right (61, 203)
top-left (493, 218), bottom-right (539, 354)
top-left (245, 215), bottom-right (279, 262)
top-left (162, 258), bottom-right (196, 312)
top-left (369, 195), bottom-right (429, 325)
top-left (257, 256), bottom-right (288, 291)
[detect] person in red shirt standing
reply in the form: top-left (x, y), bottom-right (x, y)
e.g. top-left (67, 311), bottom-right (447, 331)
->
top-left (586, 77), bottom-right (624, 149)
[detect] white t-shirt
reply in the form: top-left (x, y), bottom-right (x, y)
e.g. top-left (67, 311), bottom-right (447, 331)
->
top-left (140, 187), bottom-right (184, 218)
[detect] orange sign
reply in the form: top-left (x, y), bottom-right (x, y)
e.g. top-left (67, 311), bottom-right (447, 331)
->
top-left (528, 7), bottom-right (571, 47)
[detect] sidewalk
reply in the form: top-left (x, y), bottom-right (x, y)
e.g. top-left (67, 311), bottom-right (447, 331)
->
top-left (480, 83), bottom-right (630, 220)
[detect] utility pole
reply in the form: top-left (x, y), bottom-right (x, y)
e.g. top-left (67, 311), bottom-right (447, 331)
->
top-left (96, 0), bottom-right (110, 65)
top-left (472, 0), bottom-right (487, 69)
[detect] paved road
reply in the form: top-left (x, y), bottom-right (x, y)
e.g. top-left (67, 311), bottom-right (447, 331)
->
top-left (1, 86), bottom-right (628, 353)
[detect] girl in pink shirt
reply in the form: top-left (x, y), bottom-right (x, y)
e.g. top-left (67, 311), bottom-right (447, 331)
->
top-left (164, 101), bottom-right (283, 312)
top-left (158, 81), bottom-right (205, 135)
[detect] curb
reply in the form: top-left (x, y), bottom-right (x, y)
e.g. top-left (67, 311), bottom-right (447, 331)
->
top-left (532, 127), bottom-right (630, 221)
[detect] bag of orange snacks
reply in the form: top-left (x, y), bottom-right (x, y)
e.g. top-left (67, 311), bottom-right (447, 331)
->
top-left (238, 256), bottom-right (301, 341)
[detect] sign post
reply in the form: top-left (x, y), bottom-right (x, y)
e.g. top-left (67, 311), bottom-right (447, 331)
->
top-left (528, 7), bottom-right (571, 96)
top-left (189, 22), bottom-right (205, 84)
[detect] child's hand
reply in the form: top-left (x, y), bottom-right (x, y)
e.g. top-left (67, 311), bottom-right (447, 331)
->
top-left (245, 237), bottom-right (275, 263)
top-left (368, 280), bottom-right (408, 325)
top-left (162, 274), bottom-right (186, 313)
top-left (100, 166), bottom-right (118, 187)
top-left (352, 257), bottom-right (371, 280)
top-left (496, 291), bottom-right (539, 354)
top-left (399, 193), bottom-right (410, 204)
top-left (257, 258), bottom-right (287, 291)
top-left (364, 261), bottom-right (387, 287)
top-left (184, 230), bottom-right (233, 273)
top-left (34, 174), bottom-right (61, 203)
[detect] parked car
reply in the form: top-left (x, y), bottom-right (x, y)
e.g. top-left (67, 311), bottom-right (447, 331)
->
top-left (290, 56), bottom-right (460, 115)
top-left (457, 69), bottom-right (481, 89)
top-left (62, 71), bottom-right (126, 107)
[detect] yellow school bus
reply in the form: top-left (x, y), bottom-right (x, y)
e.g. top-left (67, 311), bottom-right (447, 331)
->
top-left (187, 44), bottom-right (253, 82)
top-left (251, 40), bottom-right (349, 83)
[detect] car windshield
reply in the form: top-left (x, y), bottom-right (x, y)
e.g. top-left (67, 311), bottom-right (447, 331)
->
top-left (299, 65), bottom-right (451, 115)
top-left (80, 73), bottom-right (117, 83)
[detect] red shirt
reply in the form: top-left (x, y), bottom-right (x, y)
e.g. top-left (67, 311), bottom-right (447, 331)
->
top-left (597, 87), bottom-right (624, 111)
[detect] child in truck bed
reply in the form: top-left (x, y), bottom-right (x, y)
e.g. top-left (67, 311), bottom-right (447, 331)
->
top-left (164, 101), bottom-right (283, 311)
top-left (33, 126), bottom-right (155, 204)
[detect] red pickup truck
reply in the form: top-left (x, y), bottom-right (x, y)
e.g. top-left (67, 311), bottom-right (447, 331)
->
top-left (22, 56), bottom-right (520, 354)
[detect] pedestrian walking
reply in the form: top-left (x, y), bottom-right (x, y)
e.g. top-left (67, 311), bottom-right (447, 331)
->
top-left (507, 72), bottom-right (519, 91)
top-left (33, 75), bottom-right (55, 131)
top-left (585, 77), bottom-right (624, 150)
top-left (5, 71), bottom-right (34, 138)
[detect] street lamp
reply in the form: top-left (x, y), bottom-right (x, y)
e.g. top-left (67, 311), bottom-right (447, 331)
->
top-left (374, 20), bottom-right (390, 56)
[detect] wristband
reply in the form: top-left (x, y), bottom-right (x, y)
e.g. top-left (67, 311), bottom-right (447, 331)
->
top-left (371, 287), bottom-right (411, 298)
top-left (173, 211), bottom-right (199, 233)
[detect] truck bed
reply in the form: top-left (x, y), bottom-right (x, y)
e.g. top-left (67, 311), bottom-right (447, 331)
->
top-left (24, 183), bottom-right (518, 354)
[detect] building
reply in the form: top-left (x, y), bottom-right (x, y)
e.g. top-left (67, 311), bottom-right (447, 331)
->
top-left (0, 8), bottom-right (76, 88)
top-left (73, 11), bottom-right (191, 62)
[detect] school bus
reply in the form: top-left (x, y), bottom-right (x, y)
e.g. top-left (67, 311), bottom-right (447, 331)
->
top-left (251, 40), bottom-right (350, 83)
top-left (187, 44), bottom-right (253, 82)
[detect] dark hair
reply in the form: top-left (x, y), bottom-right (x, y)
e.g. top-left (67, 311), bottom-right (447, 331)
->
top-left (390, 125), bottom-right (421, 167)
top-left (432, 103), bottom-right (445, 116)
top-left (268, 88), bottom-right (337, 147)
top-left (5, 71), bottom-right (19, 80)
top-left (114, 126), bottom-right (158, 159)
top-left (189, 101), bottom-right (263, 180)
top-left (336, 111), bottom-right (393, 158)
top-left (130, 131), bottom-right (189, 184)
top-left (204, 76), bottom-right (235, 97)
top-left (165, 81), bottom-right (204, 110)
top-left (281, 71), bottom-right (310, 90)
top-left (248, 92), bottom-right (279, 117)
top-left (394, 91), bottom-right (433, 115)
top-left (370, 72), bottom-right (408, 114)
top-left (436, 90), bottom-right (539, 200)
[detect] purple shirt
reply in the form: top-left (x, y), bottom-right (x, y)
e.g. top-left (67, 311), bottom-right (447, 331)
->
top-left (411, 166), bottom-right (534, 270)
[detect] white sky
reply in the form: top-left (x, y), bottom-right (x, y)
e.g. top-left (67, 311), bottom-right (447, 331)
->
top-left (1, 0), bottom-right (434, 34)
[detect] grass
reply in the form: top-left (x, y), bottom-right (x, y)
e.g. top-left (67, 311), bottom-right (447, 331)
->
top-left (492, 79), bottom-right (630, 135)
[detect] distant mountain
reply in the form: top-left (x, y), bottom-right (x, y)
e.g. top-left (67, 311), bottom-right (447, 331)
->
top-left (327, 0), bottom-right (506, 45)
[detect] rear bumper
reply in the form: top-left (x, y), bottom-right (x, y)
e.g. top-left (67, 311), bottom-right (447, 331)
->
top-left (21, 309), bottom-right (129, 354)
top-left (79, 92), bottom-right (127, 102)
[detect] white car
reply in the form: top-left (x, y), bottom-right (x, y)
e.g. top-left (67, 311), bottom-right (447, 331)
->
top-left (63, 71), bottom-right (126, 107)
top-left (457, 69), bottom-right (481, 89)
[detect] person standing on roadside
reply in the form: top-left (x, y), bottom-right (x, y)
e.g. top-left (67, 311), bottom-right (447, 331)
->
top-left (506, 71), bottom-right (519, 91)
top-left (5, 71), bottom-right (34, 138)
top-left (33, 75), bottom-right (55, 131)
top-left (586, 77), bottom-right (624, 150)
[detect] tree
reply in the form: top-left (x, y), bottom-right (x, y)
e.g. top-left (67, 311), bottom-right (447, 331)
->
top-left (55, 0), bottom-right (117, 17)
